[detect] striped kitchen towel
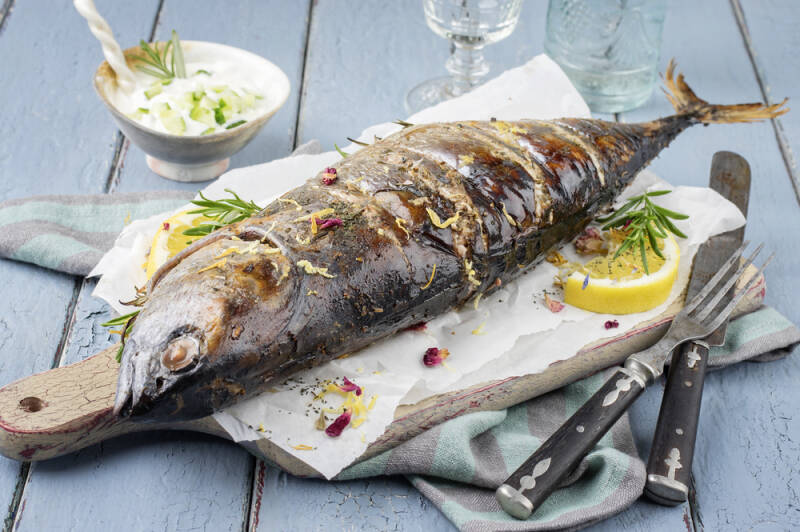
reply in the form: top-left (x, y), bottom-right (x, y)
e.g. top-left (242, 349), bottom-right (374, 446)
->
top-left (0, 192), bottom-right (192, 276)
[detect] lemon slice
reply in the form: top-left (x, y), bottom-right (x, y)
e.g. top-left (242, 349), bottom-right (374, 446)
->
top-left (145, 210), bottom-right (213, 279)
top-left (564, 233), bottom-right (680, 315)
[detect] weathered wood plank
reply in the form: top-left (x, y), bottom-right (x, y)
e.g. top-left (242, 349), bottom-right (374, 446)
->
top-left (735, 0), bottom-right (800, 202)
top-left (620, 0), bottom-right (800, 530)
top-left (0, 0), bottom-right (161, 527)
top-left (250, 461), bottom-right (455, 532)
top-left (11, 1), bottom-right (313, 530)
top-left (113, 0), bottom-right (312, 193)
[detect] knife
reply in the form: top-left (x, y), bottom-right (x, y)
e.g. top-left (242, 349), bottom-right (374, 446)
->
top-left (644, 151), bottom-right (750, 505)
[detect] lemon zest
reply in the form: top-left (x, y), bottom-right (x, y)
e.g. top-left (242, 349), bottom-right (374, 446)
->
top-left (295, 234), bottom-right (310, 245)
top-left (296, 259), bottom-right (336, 278)
top-left (367, 395), bottom-right (378, 410)
top-left (294, 208), bottom-right (335, 222)
top-left (292, 444), bottom-right (314, 451)
top-left (307, 290), bottom-right (318, 296)
top-left (421, 264), bottom-right (436, 290)
top-left (426, 207), bottom-right (460, 229)
top-left (123, 212), bottom-right (131, 225)
top-left (311, 216), bottom-right (318, 235)
top-left (278, 197), bottom-right (303, 211)
top-left (492, 121), bottom-right (526, 135)
top-left (473, 292), bottom-right (483, 310)
top-left (395, 217), bottom-right (411, 238)
top-left (458, 154), bottom-right (475, 167)
top-left (257, 424), bottom-right (265, 432)
top-left (465, 259), bottom-right (481, 286)
top-left (546, 251), bottom-right (567, 266)
top-left (471, 322), bottom-right (487, 335)
top-left (197, 258), bottom-right (227, 273)
top-left (500, 202), bottom-right (517, 227)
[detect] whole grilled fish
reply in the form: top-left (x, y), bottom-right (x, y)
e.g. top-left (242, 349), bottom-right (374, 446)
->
top-left (115, 63), bottom-right (787, 421)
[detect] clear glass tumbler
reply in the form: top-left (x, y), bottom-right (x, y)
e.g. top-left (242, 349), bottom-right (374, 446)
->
top-left (544, 0), bottom-right (667, 113)
top-left (405, 0), bottom-right (523, 114)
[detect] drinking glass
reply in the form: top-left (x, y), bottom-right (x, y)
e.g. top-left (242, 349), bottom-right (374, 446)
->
top-left (405, 0), bottom-right (523, 114)
top-left (544, 0), bottom-right (667, 113)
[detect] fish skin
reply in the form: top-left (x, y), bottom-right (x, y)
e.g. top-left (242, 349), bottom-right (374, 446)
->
top-left (114, 65), bottom-right (788, 421)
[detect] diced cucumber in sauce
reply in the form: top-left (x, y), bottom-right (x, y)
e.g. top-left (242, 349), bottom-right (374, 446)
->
top-left (190, 106), bottom-right (216, 127)
top-left (214, 107), bottom-right (226, 125)
top-left (158, 108), bottom-right (186, 135)
top-left (144, 84), bottom-right (163, 100)
top-left (134, 80), bottom-right (263, 136)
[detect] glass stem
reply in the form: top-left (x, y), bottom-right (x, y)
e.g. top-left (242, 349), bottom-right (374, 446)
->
top-left (446, 41), bottom-right (489, 96)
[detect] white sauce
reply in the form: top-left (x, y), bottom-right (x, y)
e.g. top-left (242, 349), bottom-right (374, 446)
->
top-left (109, 59), bottom-right (270, 136)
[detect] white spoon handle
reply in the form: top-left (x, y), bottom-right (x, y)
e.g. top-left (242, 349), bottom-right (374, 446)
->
top-left (73, 0), bottom-right (137, 92)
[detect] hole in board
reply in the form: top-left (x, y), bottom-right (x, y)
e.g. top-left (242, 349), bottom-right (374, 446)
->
top-left (19, 396), bottom-right (45, 413)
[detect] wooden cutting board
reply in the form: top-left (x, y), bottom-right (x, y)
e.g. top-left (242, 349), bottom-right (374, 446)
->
top-left (0, 267), bottom-right (764, 476)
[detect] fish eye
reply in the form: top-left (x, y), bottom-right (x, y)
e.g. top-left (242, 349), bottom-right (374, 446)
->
top-left (161, 336), bottom-right (199, 372)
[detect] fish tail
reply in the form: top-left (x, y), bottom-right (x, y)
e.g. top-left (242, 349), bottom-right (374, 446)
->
top-left (663, 59), bottom-right (788, 123)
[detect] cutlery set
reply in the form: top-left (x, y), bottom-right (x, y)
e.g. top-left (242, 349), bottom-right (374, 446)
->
top-left (497, 152), bottom-right (767, 519)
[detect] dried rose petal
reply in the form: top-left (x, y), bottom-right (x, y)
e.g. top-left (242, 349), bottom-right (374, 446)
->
top-left (325, 409), bottom-right (352, 437)
top-left (575, 227), bottom-right (606, 255)
top-left (544, 294), bottom-right (564, 313)
top-left (405, 322), bottom-right (427, 332)
top-left (604, 319), bottom-right (619, 330)
top-left (315, 217), bottom-right (343, 230)
top-left (423, 347), bottom-right (450, 367)
top-left (322, 167), bottom-right (338, 185)
top-left (622, 219), bottom-right (632, 230)
top-left (162, 222), bottom-right (170, 231)
top-left (339, 377), bottom-right (362, 396)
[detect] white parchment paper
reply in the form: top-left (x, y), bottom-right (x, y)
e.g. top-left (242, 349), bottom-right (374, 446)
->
top-left (90, 55), bottom-right (745, 479)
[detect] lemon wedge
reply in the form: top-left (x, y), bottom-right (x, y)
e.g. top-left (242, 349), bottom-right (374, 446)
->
top-left (563, 233), bottom-right (680, 315)
top-left (145, 210), bottom-right (213, 279)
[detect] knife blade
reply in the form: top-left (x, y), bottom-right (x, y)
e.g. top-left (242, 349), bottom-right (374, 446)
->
top-left (644, 151), bottom-right (750, 505)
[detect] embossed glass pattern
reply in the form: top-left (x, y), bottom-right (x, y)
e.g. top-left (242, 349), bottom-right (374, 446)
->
top-left (544, 0), bottom-right (667, 113)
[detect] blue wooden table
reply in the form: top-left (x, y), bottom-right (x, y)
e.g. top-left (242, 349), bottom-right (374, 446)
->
top-left (0, 1), bottom-right (798, 530)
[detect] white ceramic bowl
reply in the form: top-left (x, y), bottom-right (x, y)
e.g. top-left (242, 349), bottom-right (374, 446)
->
top-left (94, 41), bottom-right (290, 182)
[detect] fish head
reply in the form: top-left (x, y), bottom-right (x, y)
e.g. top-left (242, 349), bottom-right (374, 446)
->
top-left (114, 237), bottom-right (296, 421)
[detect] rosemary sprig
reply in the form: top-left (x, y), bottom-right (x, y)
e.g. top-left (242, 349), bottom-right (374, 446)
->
top-left (135, 30), bottom-right (186, 80)
top-left (596, 190), bottom-right (688, 274)
top-left (334, 143), bottom-right (349, 158)
top-left (101, 310), bottom-right (140, 362)
top-left (182, 188), bottom-right (264, 237)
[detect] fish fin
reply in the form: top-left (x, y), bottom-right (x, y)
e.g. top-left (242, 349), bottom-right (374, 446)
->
top-left (663, 59), bottom-right (789, 123)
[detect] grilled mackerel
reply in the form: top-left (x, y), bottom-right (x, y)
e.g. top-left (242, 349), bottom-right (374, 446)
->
top-left (115, 62), bottom-right (787, 421)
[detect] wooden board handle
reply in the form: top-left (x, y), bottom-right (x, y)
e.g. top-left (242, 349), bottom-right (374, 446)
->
top-left (0, 345), bottom-right (223, 461)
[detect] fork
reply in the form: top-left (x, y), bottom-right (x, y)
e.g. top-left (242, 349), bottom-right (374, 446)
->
top-left (496, 242), bottom-right (773, 520)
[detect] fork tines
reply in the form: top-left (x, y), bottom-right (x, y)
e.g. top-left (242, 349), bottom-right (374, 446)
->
top-left (684, 242), bottom-right (773, 332)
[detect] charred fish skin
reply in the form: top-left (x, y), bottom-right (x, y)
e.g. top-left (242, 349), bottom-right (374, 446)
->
top-left (114, 61), bottom-right (788, 422)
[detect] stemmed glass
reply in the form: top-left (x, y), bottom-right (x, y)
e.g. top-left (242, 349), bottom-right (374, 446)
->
top-left (405, 0), bottom-right (523, 114)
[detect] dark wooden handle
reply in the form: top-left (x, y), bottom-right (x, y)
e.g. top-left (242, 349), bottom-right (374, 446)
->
top-left (644, 341), bottom-right (709, 506)
top-left (496, 368), bottom-right (646, 519)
